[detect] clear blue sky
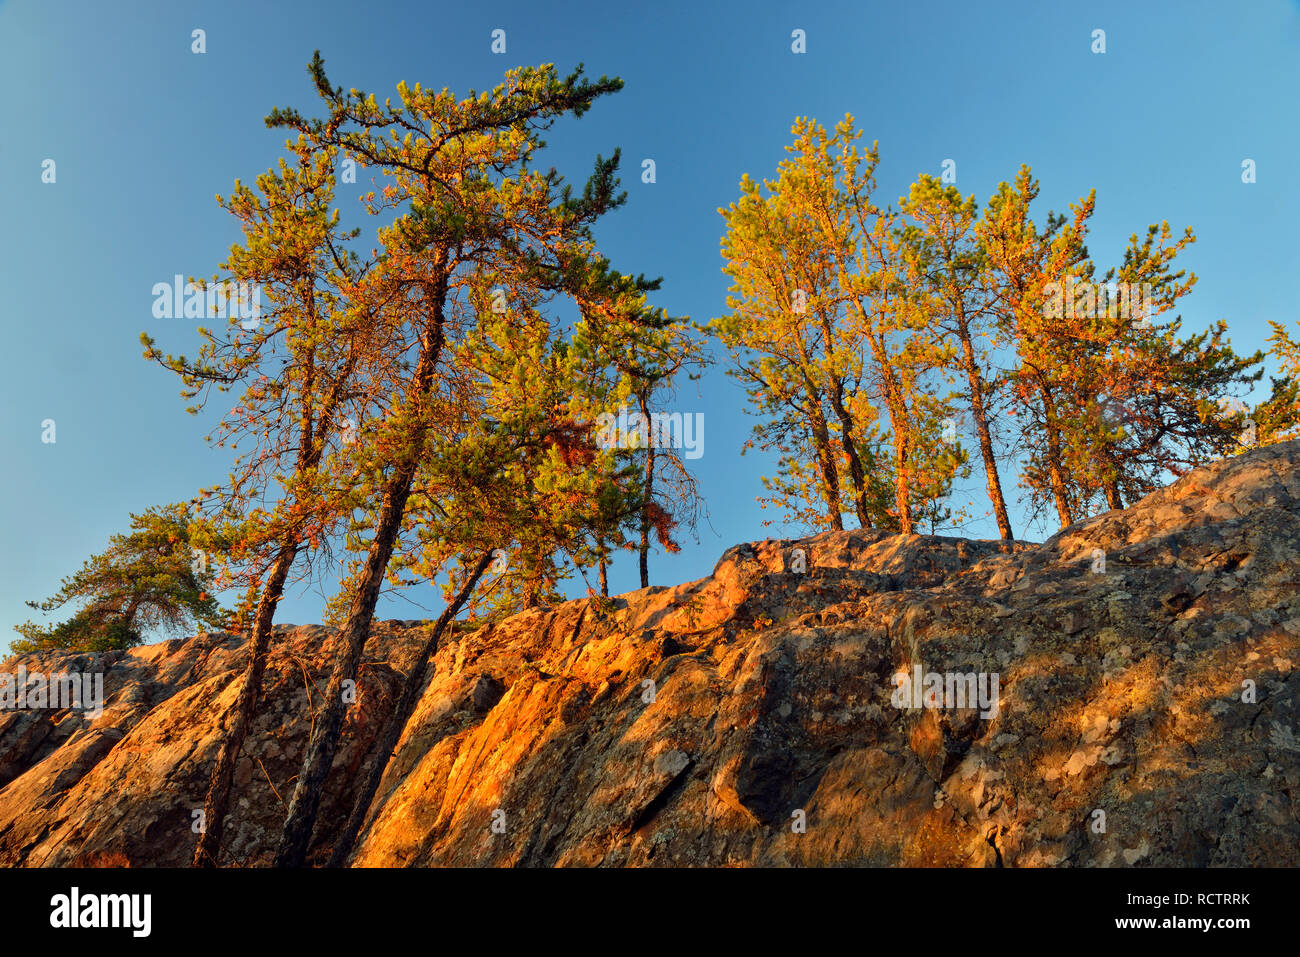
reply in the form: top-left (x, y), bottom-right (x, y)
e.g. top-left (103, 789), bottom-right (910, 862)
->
top-left (3, 0), bottom-right (1298, 640)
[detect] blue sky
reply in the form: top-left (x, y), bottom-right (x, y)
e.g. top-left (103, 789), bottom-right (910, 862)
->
top-left (3, 0), bottom-right (1298, 640)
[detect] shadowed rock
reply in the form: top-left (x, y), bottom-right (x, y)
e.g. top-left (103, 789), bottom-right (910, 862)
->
top-left (2, 441), bottom-right (1299, 867)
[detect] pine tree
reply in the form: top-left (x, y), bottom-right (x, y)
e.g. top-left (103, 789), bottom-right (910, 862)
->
top-left (980, 168), bottom-right (1264, 524)
top-left (715, 168), bottom-right (855, 530)
top-left (12, 505), bottom-right (226, 654)
top-left (143, 136), bottom-right (382, 867)
top-left (575, 258), bottom-right (705, 588)
top-left (715, 116), bottom-right (960, 535)
top-left (977, 167), bottom-right (1095, 527)
top-left (1250, 373), bottom-right (1300, 446)
top-left (315, 261), bottom-right (679, 865)
top-left (898, 175), bottom-right (1014, 539)
top-left (1262, 322), bottom-right (1300, 443)
top-left (267, 55), bottom-right (629, 867)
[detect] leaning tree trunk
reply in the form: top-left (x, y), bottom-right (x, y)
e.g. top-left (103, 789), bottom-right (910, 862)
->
top-left (1036, 380), bottom-right (1075, 528)
top-left (956, 318), bottom-right (1013, 541)
top-left (193, 332), bottom-right (358, 866)
top-left (192, 542), bottom-right (296, 867)
top-left (637, 392), bottom-right (655, 588)
top-left (274, 450), bottom-right (424, 867)
top-left (879, 363), bottom-right (913, 535)
top-left (274, 274), bottom-right (448, 869)
top-left (326, 551), bottom-right (492, 867)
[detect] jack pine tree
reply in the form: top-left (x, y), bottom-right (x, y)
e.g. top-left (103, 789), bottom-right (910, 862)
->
top-left (715, 169), bottom-right (855, 530)
top-left (143, 138), bottom-right (383, 867)
top-left (12, 505), bottom-right (226, 654)
top-left (980, 167), bottom-right (1264, 525)
top-left (574, 258), bottom-right (705, 588)
top-left (977, 167), bottom-right (1095, 527)
top-left (1062, 222), bottom-right (1262, 512)
top-left (317, 263), bottom-right (679, 863)
top-left (715, 116), bottom-right (960, 535)
top-left (1261, 323), bottom-right (1300, 443)
top-left (898, 175), bottom-right (1014, 539)
top-left (266, 55), bottom-right (631, 867)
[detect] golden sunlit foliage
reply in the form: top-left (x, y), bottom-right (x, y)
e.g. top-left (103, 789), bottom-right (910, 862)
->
top-left (715, 115), bottom-right (1273, 538)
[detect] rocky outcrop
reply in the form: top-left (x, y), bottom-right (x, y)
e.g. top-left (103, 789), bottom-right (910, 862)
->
top-left (2, 442), bottom-right (1299, 866)
top-left (0, 622), bottom-right (428, 866)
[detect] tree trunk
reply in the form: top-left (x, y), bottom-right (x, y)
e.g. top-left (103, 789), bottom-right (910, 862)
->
top-left (637, 392), bottom-right (655, 588)
top-left (876, 356), bottom-right (913, 535)
top-left (273, 459), bottom-right (421, 867)
top-left (525, 559), bottom-right (544, 609)
top-left (956, 319), bottom-right (1013, 541)
top-left (809, 214), bottom-right (898, 531)
top-left (815, 311), bottom-right (871, 529)
top-left (893, 429), bottom-right (912, 535)
top-left (192, 284), bottom-right (363, 866)
top-left (1104, 481), bottom-right (1123, 511)
top-left (811, 407), bottom-right (844, 531)
top-left (274, 268), bottom-right (448, 868)
top-left (796, 376), bottom-right (842, 530)
top-left (326, 551), bottom-right (492, 867)
top-left (1100, 447), bottom-right (1124, 511)
top-left (1037, 380), bottom-right (1075, 527)
top-left (192, 542), bottom-right (296, 867)
top-left (828, 381), bottom-right (871, 528)
top-left (121, 596), bottom-right (143, 633)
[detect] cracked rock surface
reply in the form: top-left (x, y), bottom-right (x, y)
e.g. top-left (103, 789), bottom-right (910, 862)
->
top-left (2, 441), bottom-right (1298, 867)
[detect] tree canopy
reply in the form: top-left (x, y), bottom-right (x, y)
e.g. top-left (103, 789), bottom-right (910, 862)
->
top-left (13, 505), bottom-right (227, 655)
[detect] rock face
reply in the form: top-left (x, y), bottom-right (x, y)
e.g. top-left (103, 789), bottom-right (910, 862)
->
top-left (2, 441), bottom-right (1299, 867)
